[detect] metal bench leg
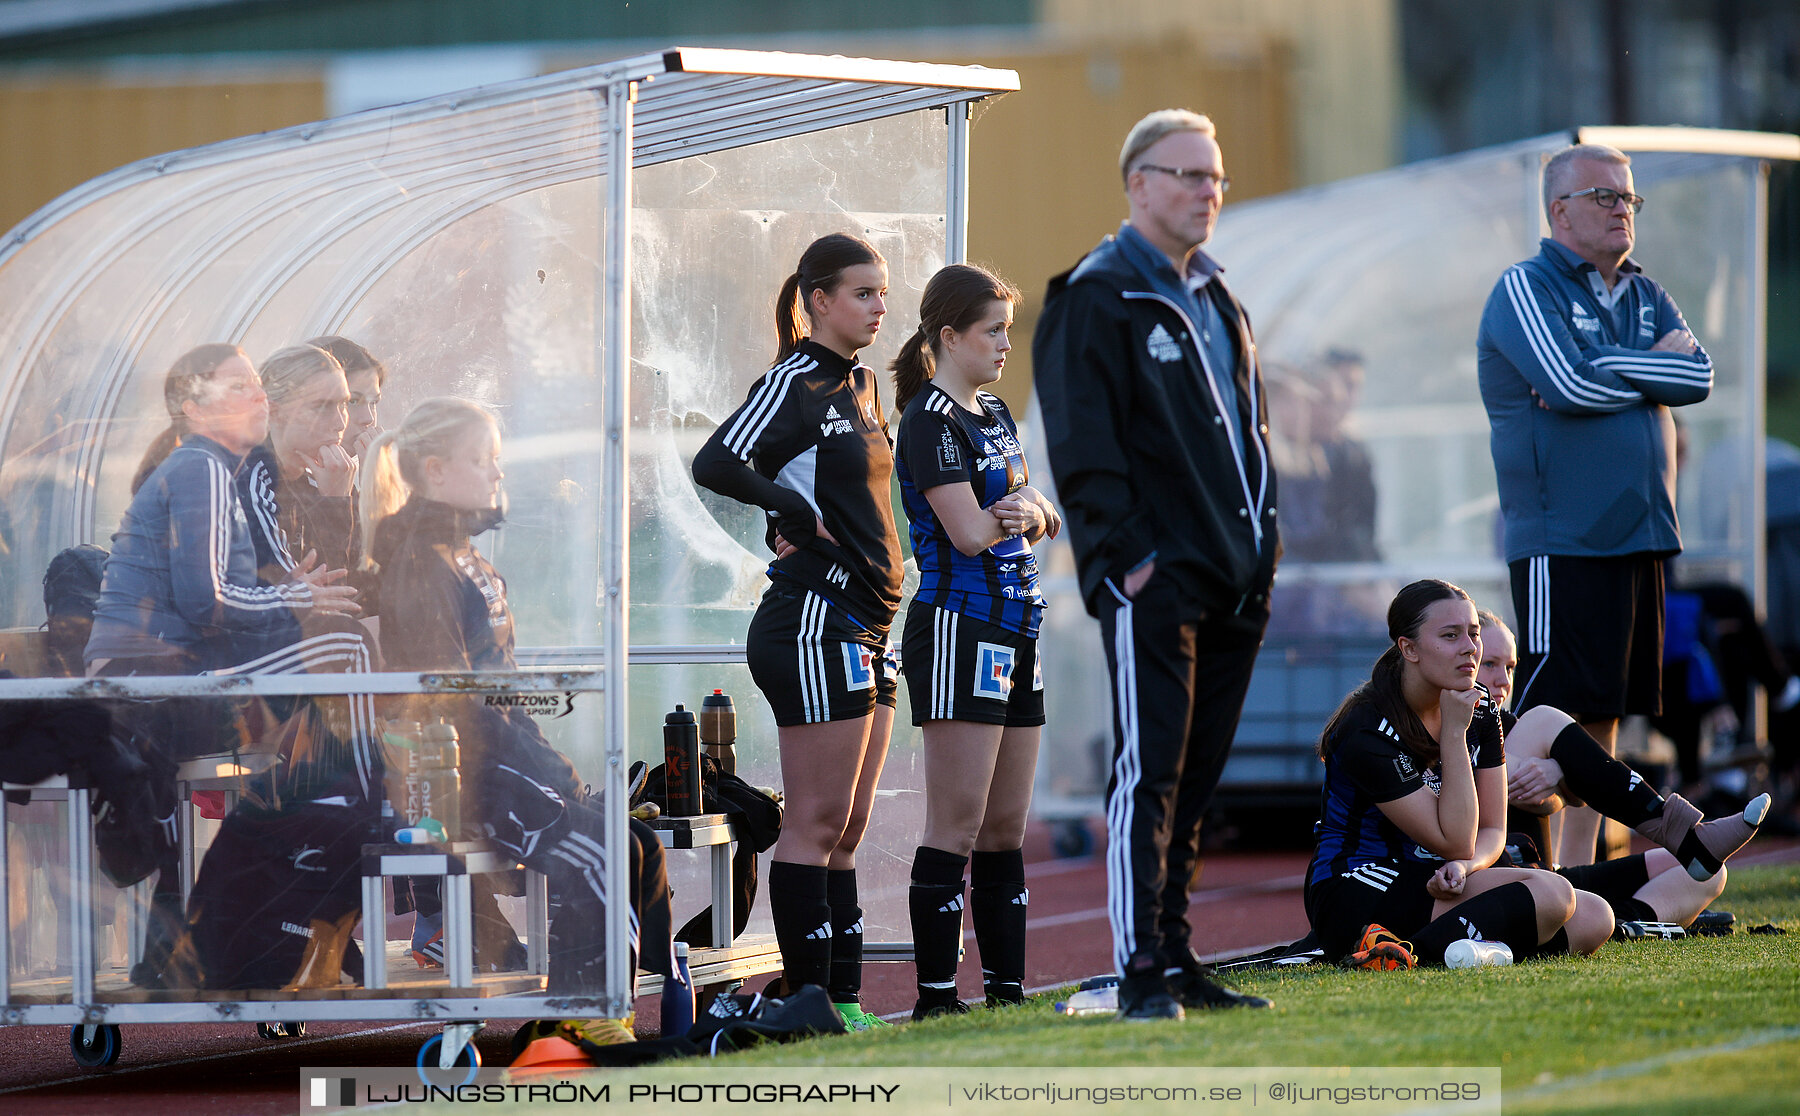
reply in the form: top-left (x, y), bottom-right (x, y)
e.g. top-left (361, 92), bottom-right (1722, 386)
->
top-left (361, 873), bottom-right (388, 989)
top-left (67, 787), bottom-right (94, 1004)
top-left (526, 869), bottom-right (548, 975)
top-left (443, 874), bottom-right (473, 989)
top-left (711, 840), bottom-right (733, 946)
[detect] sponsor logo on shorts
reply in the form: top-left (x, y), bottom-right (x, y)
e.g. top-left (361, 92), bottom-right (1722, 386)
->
top-left (974, 642), bottom-right (1015, 700)
top-left (843, 643), bottom-right (875, 692)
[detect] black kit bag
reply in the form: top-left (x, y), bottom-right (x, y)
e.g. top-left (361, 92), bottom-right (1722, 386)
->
top-left (183, 781), bottom-right (376, 989)
top-left (636, 754), bottom-right (782, 946)
top-left (684, 984), bottom-right (846, 1054)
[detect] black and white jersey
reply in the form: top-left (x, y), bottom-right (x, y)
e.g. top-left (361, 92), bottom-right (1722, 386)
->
top-left (895, 385), bottom-right (1043, 636)
top-left (692, 339), bottom-right (903, 637)
top-left (1306, 688), bottom-right (1505, 888)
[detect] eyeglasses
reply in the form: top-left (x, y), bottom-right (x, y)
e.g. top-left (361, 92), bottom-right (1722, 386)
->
top-left (1136, 164), bottom-right (1231, 193)
top-left (1558, 186), bottom-right (1645, 214)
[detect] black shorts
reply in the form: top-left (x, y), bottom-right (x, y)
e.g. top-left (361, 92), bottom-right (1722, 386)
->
top-left (1510, 553), bottom-right (1664, 719)
top-left (746, 583), bottom-right (897, 727)
top-left (1303, 858), bottom-right (1438, 961)
top-left (899, 599), bottom-right (1045, 728)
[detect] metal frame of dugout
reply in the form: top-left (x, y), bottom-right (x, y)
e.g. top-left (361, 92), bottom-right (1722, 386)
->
top-left (0, 46), bottom-right (1016, 1072)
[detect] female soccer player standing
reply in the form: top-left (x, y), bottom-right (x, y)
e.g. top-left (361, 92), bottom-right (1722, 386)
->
top-left (889, 264), bottom-right (1060, 1018)
top-left (691, 233), bottom-right (904, 1030)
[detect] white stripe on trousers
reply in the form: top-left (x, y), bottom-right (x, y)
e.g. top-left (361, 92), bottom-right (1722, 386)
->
top-left (1103, 581), bottom-right (1140, 971)
top-left (206, 630), bottom-right (380, 801)
top-left (796, 592), bottom-right (829, 724)
top-left (932, 606), bottom-right (959, 721)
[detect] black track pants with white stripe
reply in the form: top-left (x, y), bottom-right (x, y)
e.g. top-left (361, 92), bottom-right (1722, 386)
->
top-left (1097, 577), bottom-right (1265, 974)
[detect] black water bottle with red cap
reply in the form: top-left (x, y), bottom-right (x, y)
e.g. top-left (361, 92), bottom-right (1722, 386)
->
top-left (699, 689), bottom-right (737, 775)
top-left (663, 704), bottom-right (702, 816)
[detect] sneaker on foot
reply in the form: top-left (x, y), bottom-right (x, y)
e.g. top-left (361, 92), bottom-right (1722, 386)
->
top-left (834, 1002), bottom-right (891, 1031)
top-left (1341, 923), bottom-right (1415, 971)
top-left (411, 911), bottom-right (444, 969)
top-left (1614, 920), bottom-right (1687, 941)
top-left (1116, 969), bottom-right (1184, 1022)
top-left (911, 995), bottom-right (971, 1021)
top-left (1689, 908), bottom-right (1736, 936)
top-left (1444, 939), bottom-right (1514, 968)
top-left (1165, 962), bottom-right (1272, 1009)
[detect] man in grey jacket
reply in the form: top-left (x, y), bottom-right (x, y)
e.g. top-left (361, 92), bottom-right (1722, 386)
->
top-left (1477, 142), bottom-right (1713, 865)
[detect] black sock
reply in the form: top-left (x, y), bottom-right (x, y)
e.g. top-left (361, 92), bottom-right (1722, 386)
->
top-left (909, 846), bottom-right (968, 1006)
top-left (1412, 882), bottom-right (1539, 964)
top-left (971, 848), bottom-right (1027, 1004)
top-left (768, 861), bottom-right (832, 991)
top-left (827, 868), bottom-right (863, 1003)
top-left (1612, 896), bottom-right (1658, 922)
top-left (1523, 927), bottom-right (1571, 960)
top-left (1549, 723), bottom-right (1664, 827)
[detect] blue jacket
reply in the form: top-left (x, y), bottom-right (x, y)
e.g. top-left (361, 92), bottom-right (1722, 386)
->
top-left (86, 435), bottom-right (309, 666)
top-left (1478, 238), bottom-right (1712, 560)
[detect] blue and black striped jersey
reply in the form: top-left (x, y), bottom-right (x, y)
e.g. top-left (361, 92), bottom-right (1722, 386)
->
top-left (1306, 688), bottom-right (1505, 888)
top-left (895, 385), bottom-right (1043, 637)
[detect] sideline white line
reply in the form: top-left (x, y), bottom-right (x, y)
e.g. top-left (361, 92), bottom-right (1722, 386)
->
top-left (0, 1020), bottom-right (439, 1096)
top-left (1497, 1024), bottom-right (1800, 1103)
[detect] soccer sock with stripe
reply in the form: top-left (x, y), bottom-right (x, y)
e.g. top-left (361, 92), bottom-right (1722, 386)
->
top-left (971, 847), bottom-right (1028, 1005)
top-left (909, 846), bottom-right (968, 1009)
top-left (768, 861), bottom-right (832, 991)
top-left (1411, 881), bottom-right (1539, 964)
top-left (826, 868), bottom-right (864, 1004)
top-left (1548, 722), bottom-right (1663, 826)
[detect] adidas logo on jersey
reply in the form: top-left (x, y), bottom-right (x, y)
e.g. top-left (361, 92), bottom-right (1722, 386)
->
top-left (825, 405), bottom-right (842, 420)
top-left (1146, 323), bottom-right (1183, 363)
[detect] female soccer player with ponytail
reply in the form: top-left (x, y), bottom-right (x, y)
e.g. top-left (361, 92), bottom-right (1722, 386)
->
top-left (891, 264), bottom-right (1060, 1018)
top-left (691, 233), bottom-right (904, 1030)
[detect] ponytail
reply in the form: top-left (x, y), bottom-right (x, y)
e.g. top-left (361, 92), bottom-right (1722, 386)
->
top-left (130, 425), bottom-right (184, 495)
top-left (774, 270), bottom-right (809, 362)
top-left (356, 429), bottom-right (407, 570)
top-left (890, 326), bottom-right (933, 411)
top-left (773, 233), bottom-right (884, 363)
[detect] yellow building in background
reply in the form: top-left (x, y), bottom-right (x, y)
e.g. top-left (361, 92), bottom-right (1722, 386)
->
top-left (0, 0), bottom-right (1397, 406)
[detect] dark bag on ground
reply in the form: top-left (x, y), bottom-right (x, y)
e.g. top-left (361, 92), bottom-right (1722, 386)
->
top-left (183, 782), bottom-right (376, 989)
top-left (684, 983), bottom-right (846, 1053)
top-left (636, 754), bottom-right (782, 946)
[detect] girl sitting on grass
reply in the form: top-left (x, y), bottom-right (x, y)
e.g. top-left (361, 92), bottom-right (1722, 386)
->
top-left (1306, 579), bottom-right (1613, 969)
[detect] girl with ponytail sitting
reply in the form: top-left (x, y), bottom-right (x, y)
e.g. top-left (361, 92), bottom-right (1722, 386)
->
top-left (1306, 579), bottom-right (1613, 969)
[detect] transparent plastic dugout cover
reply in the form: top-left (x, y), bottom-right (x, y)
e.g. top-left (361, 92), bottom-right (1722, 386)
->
top-left (0, 50), bottom-right (1007, 1014)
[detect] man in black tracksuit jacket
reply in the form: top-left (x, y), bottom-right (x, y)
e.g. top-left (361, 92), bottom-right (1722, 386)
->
top-left (1034, 109), bottom-right (1278, 1021)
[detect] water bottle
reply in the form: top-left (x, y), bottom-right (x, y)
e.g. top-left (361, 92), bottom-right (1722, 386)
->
top-left (381, 720), bottom-right (424, 824)
top-left (1054, 985), bottom-right (1118, 1016)
top-left (699, 689), bottom-right (737, 775)
top-left (663, 704), bottom-right (702, 816)
top-left (660, 941), bottom-right (695, 1036)
top-left (419, 719), bottom-right (462, 839)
